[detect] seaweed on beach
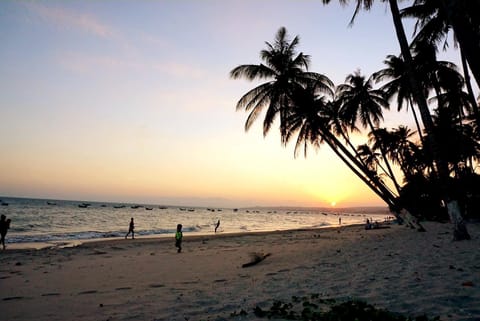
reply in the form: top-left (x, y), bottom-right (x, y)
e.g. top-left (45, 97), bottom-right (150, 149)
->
top-left (250, 294), bottom-right (440, 321)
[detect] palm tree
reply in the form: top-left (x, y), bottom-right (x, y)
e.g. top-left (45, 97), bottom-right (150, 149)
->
top-left (230, 27), bottom-right (405, 214)
top-left (368, 128), bottom-right (401, 182)
top-left (356, 144), bottom-right (381, 173)
top-left (389, 126), bottom-right (419, 178)
top-left (337, 71), bottom-right (401, 194)
top-left (372, 55), bottom-right (425, 144)
top-left (435, 0), bottom-right (480, 88)
top-left (322, 99), bottom-right (369, 168)
top-left (382, 0), bottom-right (470, 240)
top-left (229, 27), bottom-right (333, 144)
top-left (401, 0), bottom-right (480, 126)
top-left (321, 0), bottom-right (470, 240)
top-left (336, 0), bottom-right (480, 88)
top-left (283, 77), bottom-right (400, 208)
top-left (433, 66), bottom-right (476, 124)
top-left (430, 108), bottom-right (480, 177)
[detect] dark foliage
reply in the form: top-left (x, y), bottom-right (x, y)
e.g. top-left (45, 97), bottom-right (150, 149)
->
top-left (251, 295), bottom-right (440, 321)
top-left (399, 172), bottom-right (480, 221)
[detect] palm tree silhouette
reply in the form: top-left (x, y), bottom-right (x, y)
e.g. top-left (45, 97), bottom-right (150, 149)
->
top-left (284, 76), bottom-right (398, 208)
top-left (372, 55), bottom-right (425, 144)
top-left (230, 27), bottom-right (399, 210)
top-left (230, 26), bottom-right (333, 144)
top-left (337, 71), bottom-right (401, 194)
top-left (320, 0), bottom-right (471, 240)
top-left (401, 0), bottom-right (480, 126)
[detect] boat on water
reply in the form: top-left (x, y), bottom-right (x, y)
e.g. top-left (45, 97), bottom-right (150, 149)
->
top-left (78, 203), bottom-right (91, 208)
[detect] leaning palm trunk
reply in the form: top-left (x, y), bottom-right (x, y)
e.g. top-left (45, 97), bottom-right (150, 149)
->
top-left (438, 0), bottom-right (480, 88)
top-left (336, 123), bottom-right (395, 185)
top-left (388, 0), bottom-right (470, 240)
top-left (407, 97), bottom-right (425, 144)
top-left (460, 50), bottom-right (480, 126)
top-left (321, 128), bottom-right (396, 206)
top-left (321, 127), bottom-right (424, 229)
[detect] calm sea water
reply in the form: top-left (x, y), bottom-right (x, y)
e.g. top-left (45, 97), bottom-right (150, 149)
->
top-left (0, 197), bottom-right (390, 249)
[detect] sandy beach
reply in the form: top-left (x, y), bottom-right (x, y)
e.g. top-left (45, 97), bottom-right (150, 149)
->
top-left (1, 222), bottom-right (479, 321)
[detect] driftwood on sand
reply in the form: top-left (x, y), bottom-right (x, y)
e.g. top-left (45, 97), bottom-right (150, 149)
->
top-left (242, 252), bottom-right (271, 268)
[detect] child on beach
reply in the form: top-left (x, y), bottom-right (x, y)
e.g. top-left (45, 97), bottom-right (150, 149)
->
top-left (214, 219), bottom-right (220, 233)
top-left (175, 224), bottom-right (183, 253)
top-left (125, 218), bottom-right (135, 239)
top-left (0, 215), bottom-right (11, 250)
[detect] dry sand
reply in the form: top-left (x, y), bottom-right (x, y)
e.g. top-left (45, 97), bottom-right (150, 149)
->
top-left (0, 222), bottom-right (479, 321)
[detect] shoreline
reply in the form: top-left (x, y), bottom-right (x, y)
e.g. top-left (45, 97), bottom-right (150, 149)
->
top-left (4, 222), bottom-right (365, 251)
top-left (1, 221), bottom-right (479, 321)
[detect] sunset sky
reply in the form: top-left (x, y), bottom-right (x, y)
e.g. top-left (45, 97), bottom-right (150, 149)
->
top-left (0, 1), bottom-right (463, 208)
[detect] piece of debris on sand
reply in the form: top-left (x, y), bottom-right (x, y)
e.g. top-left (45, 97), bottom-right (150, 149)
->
top-left (242, 252), bottom-right (271, 268)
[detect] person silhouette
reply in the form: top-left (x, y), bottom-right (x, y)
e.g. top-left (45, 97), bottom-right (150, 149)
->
top-left (0, 215), bottom-right (11, 250)
top-left (175, 224), bottom-right (183, 253)
top-left (214, 219), bottom-right (220, 233)
top-left (125, 218), bottom-right (135, 239)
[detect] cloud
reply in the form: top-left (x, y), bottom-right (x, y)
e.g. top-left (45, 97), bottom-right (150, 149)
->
top-left (151, 61), bottom-right (205, 79)
top-left (24, 2), bottom-right (115, 38)
top-left (58, 51), bottom-right (207, 81)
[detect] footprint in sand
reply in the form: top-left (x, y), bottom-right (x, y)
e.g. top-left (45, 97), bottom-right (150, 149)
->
top-left (78, 290), bottom-right (98, 295)
top-left (181, 281), bottom-right (199, 285)
top-left (115, 287), bottom-right (132, 291)
top-left (3, 296), bottom-right (25, 301)
top-left (149, 284), bottom-right (165, 288)
top-left (89, 250), bottom-right (108, 255)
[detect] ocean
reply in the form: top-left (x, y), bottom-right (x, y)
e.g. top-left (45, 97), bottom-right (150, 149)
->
top-left (0, 196), bottom-right (391, 249)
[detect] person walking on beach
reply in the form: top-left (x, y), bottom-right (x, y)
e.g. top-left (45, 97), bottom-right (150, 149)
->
top-left (0, 214), bottom-right (11, 250)
top-left (214, 219), bottom-right (220, 233)
top-left (125, 218), bottom-right (135, 239)
top-left (175, 224), bottom-right (183, 253)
